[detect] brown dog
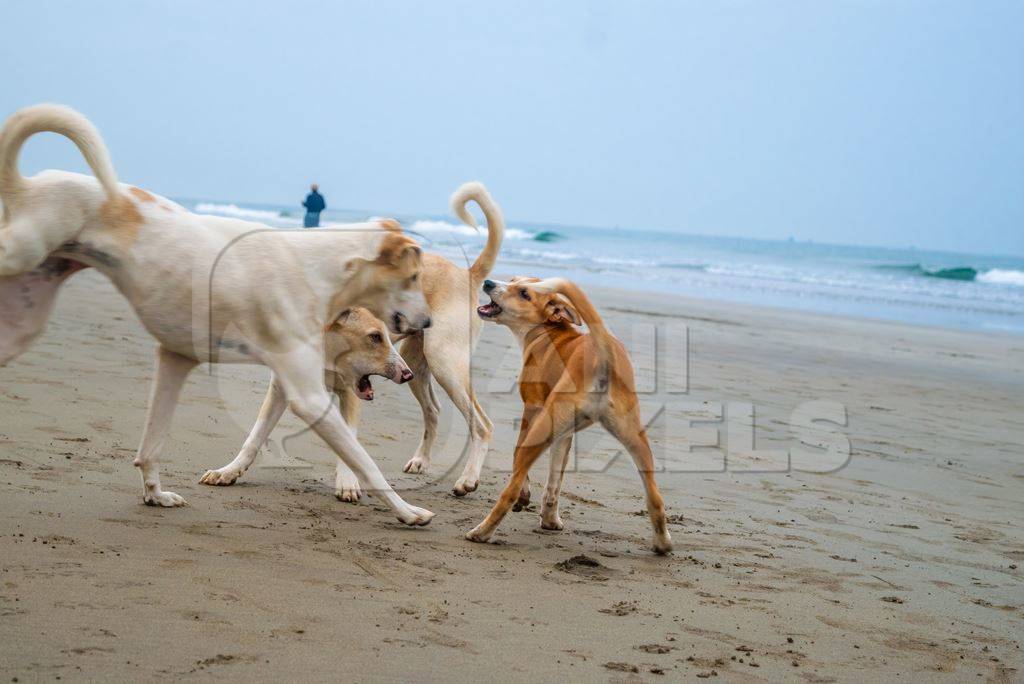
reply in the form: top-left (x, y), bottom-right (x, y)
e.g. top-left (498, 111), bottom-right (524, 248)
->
top-left (466, 276), bottom-right (672, 554)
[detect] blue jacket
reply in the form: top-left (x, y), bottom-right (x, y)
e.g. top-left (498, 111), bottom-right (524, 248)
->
top-left (303, 191), bottom-right (326, 213)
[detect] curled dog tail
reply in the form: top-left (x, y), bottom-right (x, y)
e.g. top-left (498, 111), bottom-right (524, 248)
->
top-left (450, 181), bottom-right (504, 283)
top-left (529, 277), bottom-right (616, 369)
top-left (0, 104), bottom-right (119, 201)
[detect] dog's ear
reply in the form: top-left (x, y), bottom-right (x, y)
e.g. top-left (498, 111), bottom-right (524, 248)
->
top-left (395, 244), bottom-right (422, 271)
top-left (377, 233), bottom-right (423, 271)
top-left (545, 295), bottom-right (581, 326)
top-left (326, 308), bottom-right (353, 331)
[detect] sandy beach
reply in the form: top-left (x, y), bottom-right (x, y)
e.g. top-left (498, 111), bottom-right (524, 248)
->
top-left (1, 268), bottom-right (1021, 682)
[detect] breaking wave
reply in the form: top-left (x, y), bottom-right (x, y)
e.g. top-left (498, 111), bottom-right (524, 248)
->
top-left (875, 263), bottom-right (1024, 286)
top-left (193, 202), bottom-right (293, 222)
top-left (977, 269), bottom-right (1024, 287)
top-left (409, 219), bottom-right (560, 242)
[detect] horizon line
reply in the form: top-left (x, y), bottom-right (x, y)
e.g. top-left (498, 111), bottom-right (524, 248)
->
top-left (174, 195), bottom-right (1024, 263)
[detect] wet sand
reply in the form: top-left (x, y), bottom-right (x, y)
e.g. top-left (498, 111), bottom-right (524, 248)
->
top-left (1, 269), bottom-right (1021, 681)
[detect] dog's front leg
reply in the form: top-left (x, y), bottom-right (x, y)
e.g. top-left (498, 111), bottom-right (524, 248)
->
top-left (271, 348), bottom-right (433, 526)
top-left (466, 405), bottom-right (567, 543)
top-left (200, 379), bottom-right (287, 486)
top-left (539, 434), bottom-right (573, 530)
top-left (134, 346), bottom-right (198, 506)
top-left (333, 386), bottom-right (363, 502)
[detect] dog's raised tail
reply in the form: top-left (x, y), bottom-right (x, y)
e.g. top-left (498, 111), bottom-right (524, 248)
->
top-left (0, 104), bottom-right (119, 201)
top-left (450, 181), bottom-right (504, 283)
top-left (530, 278), bottom-right (615, 366)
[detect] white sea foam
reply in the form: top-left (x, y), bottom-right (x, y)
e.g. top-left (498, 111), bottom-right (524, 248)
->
top-left (592, 255), bottom-right (648, 267)
top-left (510, 248), bottom-right (583, 261)
top-left (194, 202), bottom-right (290, 222)
top-left (504, 228), bottom-right (539, 240)
top-left (409, 219), bottom-right (536, 240)
top-left (978, 269), bottom-right (1024, 287)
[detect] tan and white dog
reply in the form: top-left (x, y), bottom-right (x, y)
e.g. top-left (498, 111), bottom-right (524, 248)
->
top-left (466, 276), bottom-right (672, 554)
top-left (201, 182), bottom-right (505, 500)
top-left (0, 104), bottom-right (435, 525)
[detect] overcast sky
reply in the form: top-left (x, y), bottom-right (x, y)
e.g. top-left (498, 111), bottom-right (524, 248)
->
top-left (3, 1), bottom-right (1022, 255)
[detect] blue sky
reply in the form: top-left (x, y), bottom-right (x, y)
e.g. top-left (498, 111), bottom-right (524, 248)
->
top-left (3, 1), bottom-right (1022, 255)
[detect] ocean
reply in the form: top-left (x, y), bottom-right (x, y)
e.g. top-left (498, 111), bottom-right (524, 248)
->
top-left (188, 200), bottom-right (1024, 335)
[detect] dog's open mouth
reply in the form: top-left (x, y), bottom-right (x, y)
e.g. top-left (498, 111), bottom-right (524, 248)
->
top-left (477, 302), bottom-right (502, 319)
top-left (356, 375), bottom-right (374, 401)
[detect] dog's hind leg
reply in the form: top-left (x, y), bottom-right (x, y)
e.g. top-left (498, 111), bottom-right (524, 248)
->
top-left (200, 379), bottom-right (287, 486)
top-left (134, 346), bottom-right (198, 506)
top-left (539, 434), bottom-right (573, 530)
top-left (333, 386), bottom-right (363, 502)
top-left (0, 258), bottom-right (87, 366)
top-left (428, 354), bottom-right (492, 497)
top-left (601, 411), bottom-right (672, 555)
top-left (462, 391), bottom-right (494, 496)
top-left (270, 347), bottom-right (433, 526)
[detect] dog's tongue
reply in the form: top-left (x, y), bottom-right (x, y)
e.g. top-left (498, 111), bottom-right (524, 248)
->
top-left (356, 375), bottom-right (374, 401)
top-left (477, 303), bottom-right (501, 317)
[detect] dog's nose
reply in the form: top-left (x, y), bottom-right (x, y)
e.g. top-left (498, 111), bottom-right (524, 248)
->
top-left (400, 368), bottom-right (414, 384)
top-left (483, 279), bottom-right (495, 293)
top-left (421, 317), bottom-right (432, 329)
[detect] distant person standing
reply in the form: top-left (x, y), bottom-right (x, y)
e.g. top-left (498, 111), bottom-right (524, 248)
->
top-left (302, 183), bottom-right (326, 228)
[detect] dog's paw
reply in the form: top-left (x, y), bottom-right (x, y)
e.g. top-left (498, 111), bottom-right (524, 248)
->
top-left (334, 468), bottom-right (362, 503)
top-left (540, 515), bottom-right (564, 531)
top-left (512, 488), bottom-right (531, 512)
top-left (464, 524), bottom-right (492, 544)
top-left (451, 475), bottom-right (479, 497)
top-left (334, 481), bottom-right (362, 503)
top-left (396, 505), bottom-right (434, 527)
top-left (199, 468), bottom-right (240, 486)
top-left (144, 490), bottom-right (186, 507)
top-left (652, 532), bottom-right (673, 556)
top-left (403, 456), bottom-right (429, 475)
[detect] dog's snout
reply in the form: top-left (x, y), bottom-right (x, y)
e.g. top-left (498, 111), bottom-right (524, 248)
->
top-left (483, 279), bottom-right (495, 293)
top-left (400, 368), bottom-right (414, 384)
top-left (421, 317), bottom-right (432, 329)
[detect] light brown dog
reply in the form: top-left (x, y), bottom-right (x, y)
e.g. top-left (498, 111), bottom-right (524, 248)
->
top-left (199, 307), bottom-right (413, 486)
top-left (466, 276), bottom-right (672, 554)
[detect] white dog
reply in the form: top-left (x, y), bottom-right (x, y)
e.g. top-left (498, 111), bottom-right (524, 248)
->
top-left (201, 182), bottom-right (506, 500)
top-left (0, 104), bottom-right (435, 525)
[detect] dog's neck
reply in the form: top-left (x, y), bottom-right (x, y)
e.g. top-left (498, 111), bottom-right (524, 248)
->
top-left (324, 263), bottom-right (386, 325)
top-left (503, 320), bottom-right (541, 349)
top-left (287, 228), bottom-right (391, 324)
top-left (517, 322), bottom-right (580, 358)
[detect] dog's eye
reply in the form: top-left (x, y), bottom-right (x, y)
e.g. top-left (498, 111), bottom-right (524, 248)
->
top-left (368, 332), bottom-right (383, 344)
top-left (410, 273), bottom-right (419, 284)
top-left (519, 289), bottom-right (530, 301)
